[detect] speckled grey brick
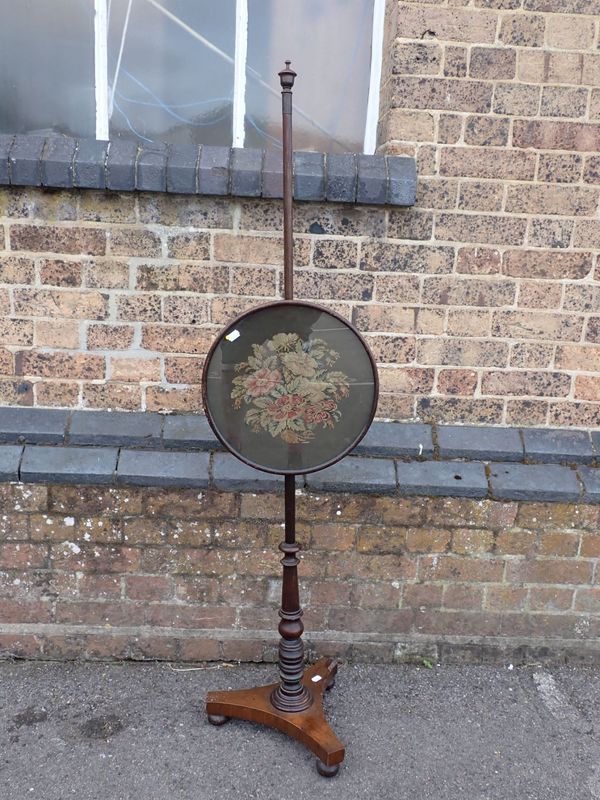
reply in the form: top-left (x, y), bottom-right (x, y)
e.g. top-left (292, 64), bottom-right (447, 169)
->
top-left (212, 453), bottom-right (281, 491)
top-left (387, 156), bottom-right (417, 206)
top-left (579, 467), bottom-right (600, 503)
top-left (106, 140), bottom-right (138, 191)
top-left (0, 445), bottom-right (23, 480)
top-left (396, 460), bottom-right (487, 498)
top-left (167, 145), bottom-right (199, 194)
top-left (306, 456), bottom-right (396, 493)
top-left (294, 151), bottom-right (325, 201)
top-left (21, 445), bottom-right (118, 485)
top-left (10, 135), bottom-right (46, 186)
top-left (489, 463), bottom-right (580, 501)
top-left (0, 407), bottom-right (69, 445)
top-left (437, 425), bottom-right (523, 462)
top-left (357, 154), bottom-right (387, 205)
top-left (231, 148), bottom-right (262, 197)
top-left (162, 414), bottom-right (218, 450)
top-left (198, 146), bottom-right (230, 195)
top-left (69, 411), bottom-right (162, 448)
top-left (523, 428), bottom-right (593, 464)
top-left (41, 137), bottom-right (76, 188)
top-left (117, 449), bottom-right (209, 488)
top-left (0, 135), bottom-right (15, 184)
top-left (74, 139), bottom-right (107, 189)
top-left (262, 148), bottom-right (283, 198)
top-left (325, 153), bottom-right (356, 203)
top-left (354, 422), bottom-right (433, 458)
top-left (137, 143), bottom-right (168, 192)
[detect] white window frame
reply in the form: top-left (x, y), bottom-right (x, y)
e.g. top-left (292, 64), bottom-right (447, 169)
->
top-left (94, 0), bottom-right (384, 153)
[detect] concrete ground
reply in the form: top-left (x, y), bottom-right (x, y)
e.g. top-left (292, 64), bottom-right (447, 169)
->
top-left (1, 659), bottom-right (600, 800)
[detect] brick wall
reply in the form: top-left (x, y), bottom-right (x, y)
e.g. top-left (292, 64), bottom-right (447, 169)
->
top-left (0, 1), bottom-right (599, 427)
top-left (1, 481), bottom-right (600, 664)
top-left (378, 0), bottom-right (600, 426)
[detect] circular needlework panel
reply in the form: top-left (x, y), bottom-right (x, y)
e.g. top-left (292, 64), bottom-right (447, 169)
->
top-left (202, 301), bottom-right (378, 475)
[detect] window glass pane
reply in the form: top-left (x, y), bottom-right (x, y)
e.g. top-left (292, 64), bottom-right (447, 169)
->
top-left (0, 0), bottom-right (95, 137)
top-left (108, 0), bottom-right (235, 146)
top-left (245, 0), bottom-right (373, 153)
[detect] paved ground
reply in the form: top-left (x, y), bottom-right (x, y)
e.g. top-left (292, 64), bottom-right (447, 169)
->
top-left (1, 659), bottom-right (600, 800)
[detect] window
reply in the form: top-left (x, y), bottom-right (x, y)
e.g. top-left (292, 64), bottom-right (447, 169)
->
top-left (0, 0), bottom-right (384, 154)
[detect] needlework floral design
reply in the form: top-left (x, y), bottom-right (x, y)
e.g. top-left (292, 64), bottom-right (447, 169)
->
top-left (231, 332), bottom-right (349, 444)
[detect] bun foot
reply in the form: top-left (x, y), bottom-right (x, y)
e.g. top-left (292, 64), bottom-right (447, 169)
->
top-left (208, 713), bottom-right (229, 726)
top-left (316, 759), bottom-right (340, 778)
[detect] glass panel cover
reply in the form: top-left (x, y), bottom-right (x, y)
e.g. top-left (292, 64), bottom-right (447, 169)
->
top-left (204, 303), bottom-right (377, 474)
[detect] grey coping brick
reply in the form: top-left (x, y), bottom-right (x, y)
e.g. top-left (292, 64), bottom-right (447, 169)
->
top-left (387, 156), bottom-right (417, 206)
top-left (166, 145), bottom-right (199, 194)
top-left (2, 133), bottom-right (418, 207)
top-left (74, 139), bottom-right (108, 189)
top-left (293, 151), bottom-right (325, 201)
top-left (0, 134), bottom-right (14, 184)
top-left (325, 153), bottom-right (357, 203)
top-left (21, 445), bottom-right (118, 485)
top-left (593, 431), bottom-right (600, 460)
top-left (353, 422), bottom-right (434, 458)
top-left (162, 414), bottom-right (218, 450)
top-left (306, 456), bottom-right (397, 493)
top-left (136, 143), bottom-right (169, 192)
top-left (198, 146), bottom-right (231, 195)
top-left (9, 135), bottom-right (46, 186)
top-left (489, 462), bottom-right (581, 502)
top-left (437, 425), bottom-right (523, 462)
top-left (0, 445), bottom-right (23, 481)
top-left (212, 453), bottom-right (282, 491)
top-left (69, 410), bottom-right (163, 448)
top-left (522, 428), bottom-right (594, 464)
top-left (117, 449), bottom-right (209, 488)
top-left (106, 140), bottom-right (138, 191)
top-left (356, 154), bottom-right (387, 205)
top-left (41, 136), bottom-right (76, 188)
top-left (0, 407), bottom-right (69, 445)
top-left (262, 148), bottom-right (283, 199)
top-left (230, 148), bottom-right (262, 197)
top-left (396, 460), bottom-right (488, 498)
top-left (578, 467), bottom-right (600, 504)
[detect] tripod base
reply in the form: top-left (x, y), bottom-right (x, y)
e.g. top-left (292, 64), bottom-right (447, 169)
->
top-left (206, 658), bottom-right (344, 776)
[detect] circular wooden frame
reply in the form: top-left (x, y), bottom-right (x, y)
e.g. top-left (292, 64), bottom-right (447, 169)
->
top-left (202, 300), bottom-right (379, 476)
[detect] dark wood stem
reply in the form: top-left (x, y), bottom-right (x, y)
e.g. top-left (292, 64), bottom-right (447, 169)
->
top-left (279, 61), bottom-right (296, 301)
top-left (271, 474), bottom-right (312, 712)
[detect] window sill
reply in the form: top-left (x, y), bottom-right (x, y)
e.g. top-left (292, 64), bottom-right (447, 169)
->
top-left (0, 134), bottom-right (416, 207)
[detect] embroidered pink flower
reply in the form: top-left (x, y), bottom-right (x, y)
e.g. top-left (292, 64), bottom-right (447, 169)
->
top-left (281, 351), bottom-right (317, 378)
top-left (303, 404), bottom-right (332, 426)
top-left (267, 394), bottom-right (304, 420)
top-left (245, 368), bottom-right (282, 397)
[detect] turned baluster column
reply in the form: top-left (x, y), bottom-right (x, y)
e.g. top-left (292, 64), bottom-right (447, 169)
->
top-left (271, 474), bottom-right (312, 712)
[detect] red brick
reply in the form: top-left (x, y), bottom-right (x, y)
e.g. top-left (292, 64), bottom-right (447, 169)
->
top-left (505, 559), bottom-right (593, 585)
top-left (443, 584), bottom-right (485, 610)
top-left (125, 576), bottom-right (173, 601)
top-left (18, 351), bottom-right (105, 380)
top-left (470, 47), bottom-right (516, 79)
top-left (419, 555), bottom-right (504, 583)
top-left (482, 370), bottom-right (570, 398)
top-left (0, 543), bottom-right (47, 569)
top-left (505, 184), bottom-right (598, 216)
